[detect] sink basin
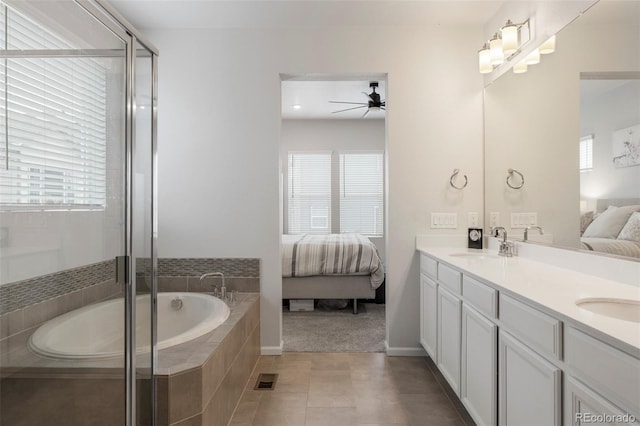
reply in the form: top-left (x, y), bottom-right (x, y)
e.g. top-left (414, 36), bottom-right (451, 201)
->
top-left (576, 298), bottom-right (640, 323)
top-left (449, 252), bottom-right (501, 260)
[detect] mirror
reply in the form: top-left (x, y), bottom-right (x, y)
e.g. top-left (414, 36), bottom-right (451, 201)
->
top-left (484, 0), bottom-right (640, 261)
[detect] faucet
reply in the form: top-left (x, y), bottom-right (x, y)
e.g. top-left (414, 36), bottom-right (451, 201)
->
top-left (199, 272), bottom-right (226, 299)
top-left (524, 226), bottom-right (544, 242)
top-left (491, 227), bottom-right (514, 257)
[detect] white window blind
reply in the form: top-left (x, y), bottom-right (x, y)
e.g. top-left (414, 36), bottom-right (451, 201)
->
top-left (580, 135), bottom-right (593, 172)
top-left (288, 152), bottom-right (331, 234)
top-left (340, 152), bottom-right (383, 237)
top-left (0, 8), bottom-right (107, 209)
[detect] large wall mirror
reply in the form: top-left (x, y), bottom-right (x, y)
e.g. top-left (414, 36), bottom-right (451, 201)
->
top-left (484, 0), bottom-right (640, 261)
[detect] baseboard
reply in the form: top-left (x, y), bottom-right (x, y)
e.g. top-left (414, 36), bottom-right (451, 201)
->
top-left (385, 341), bottom-right (427, 357)
top-left (261, 340), bottom-right (284, 356)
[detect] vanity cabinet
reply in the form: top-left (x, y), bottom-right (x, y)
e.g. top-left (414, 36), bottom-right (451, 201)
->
top-left (498, 329), bottom-right (562, 426)
top-left (461, 304), bottom-right (497, 426)
top-left (437, 285), bottom-right (462, 395)
top-left (419, 273), bottom-right (437, 358)
top-left (564, 376), bottom-right (639, 426)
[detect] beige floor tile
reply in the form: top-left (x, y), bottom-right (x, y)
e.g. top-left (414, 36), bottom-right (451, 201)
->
top-left (306, 390), bottom-right (356, 407)
top-left (355, 399), bottom-right (411, 425)
top-left (304, 407), bottom-right (357, 426)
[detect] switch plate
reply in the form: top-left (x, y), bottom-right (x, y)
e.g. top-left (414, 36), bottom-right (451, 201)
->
top-left (510, 212), bottom-right (538, 229)
top-left (489, 212), bottom-right (500, 228)
top-left (431, 213), bottom-right (458, 229)
top-left (468, 212), bottom-right (479, 227)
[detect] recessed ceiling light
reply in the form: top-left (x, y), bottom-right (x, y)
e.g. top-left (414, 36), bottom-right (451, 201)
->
top-left (292, 104), bottom-right (302, 110)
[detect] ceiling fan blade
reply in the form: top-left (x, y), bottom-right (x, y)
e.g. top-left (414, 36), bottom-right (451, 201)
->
top-left (328, 101), bottom-right (369, 105)
top-left (332, 105), bottom-right (368, 114)
top-left (361, 91), bottom-right (374, 101)
top-left (380, 107), bottom-right (386, 110)
top-left (362, 109), bottom-right (370, 118)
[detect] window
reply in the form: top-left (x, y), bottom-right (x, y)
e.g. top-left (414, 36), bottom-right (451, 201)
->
top-left (340, 152), bottom-right (384, 236)
top-left (579, 135), bottom-right (593, 172)
top-left (0, 8), bottom-right (108, 209)
top-left (287, 152), bottom-right (331, 234)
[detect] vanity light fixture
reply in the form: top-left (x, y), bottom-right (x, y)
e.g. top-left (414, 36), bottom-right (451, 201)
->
top-left (478, 43), bottom-right (492, 74)
top-left (489, 33), bottom-right (504, 66)
top-left (513, 61), bottom-right (528, 74)
top-left (501, 20), bottom-right (519, 56)
top-left (292, 104), bottom-right (302, 110)
top-left (539, 35), bottom-right (556, 54)
top-left (524, 48), bottom-right (541, 65)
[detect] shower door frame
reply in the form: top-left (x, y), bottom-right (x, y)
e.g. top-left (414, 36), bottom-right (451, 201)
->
top-left (72, 2), bottom-right (160, 425)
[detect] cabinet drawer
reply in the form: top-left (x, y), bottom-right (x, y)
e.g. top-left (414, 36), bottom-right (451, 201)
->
top-left (499, 294), bottom-right (562, 359)
top-left (565, 326), bottom-right (640, 417)
top-left (438, 263), bottom-right (462, 295)
top-left (462, 275), bottom-right (497, 319)
top-left (420, 254), bottom-right (438, 279)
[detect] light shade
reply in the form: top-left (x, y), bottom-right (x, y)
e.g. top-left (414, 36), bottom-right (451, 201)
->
top-left (489, 34), bottom-right (504, 66)
top-left (513, 61), bottom-right (528, 74)
top-left (501, 21), bottom-right (519, 56)
top-left (539, 35), bottom-right (556, 54)
top-left (524, 48), bottom-right (540, 65)
top-left (478, 44), bottom-right (492, 74)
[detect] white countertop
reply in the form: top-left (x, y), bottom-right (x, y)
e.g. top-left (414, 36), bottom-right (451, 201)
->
top-left (417, 245), bottom-right (640, 356)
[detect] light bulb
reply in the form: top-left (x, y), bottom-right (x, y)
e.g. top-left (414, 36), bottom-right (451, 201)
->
top-left (478, 44), bottom-right (492, 74)
top-left (501, 21), bottom-right (519, 56)
top-left (489, 33), bottom-right (504, 66)
top-left (539, 35), bottom-right (556, 54)
top-left (524, 48), bottom-right (540, 65)
top-left (513, 61), bottom-right (528, 74)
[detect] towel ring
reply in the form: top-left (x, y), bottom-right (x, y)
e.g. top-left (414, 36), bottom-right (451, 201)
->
top-left (449, 168), bottom-right (468, 190)
top-left (506, 168), bottom-right (524, 189)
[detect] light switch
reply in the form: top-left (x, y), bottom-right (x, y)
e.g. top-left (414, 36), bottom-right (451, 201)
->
top-left (431, 213), bottom-right (458, 229)
top-left (489, 212), bottom-right (500, 227)
top-left (468, 212), bottom-right (479, 227)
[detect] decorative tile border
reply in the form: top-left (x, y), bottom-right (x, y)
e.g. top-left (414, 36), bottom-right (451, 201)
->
top-left (158, 258), bottom-right (260, 278)
top-left (0, 260), bottom-right (115, 313)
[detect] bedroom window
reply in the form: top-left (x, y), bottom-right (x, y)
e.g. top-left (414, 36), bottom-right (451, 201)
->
top-left (340, 152), bottom-right (384, 237)
top-left (287, 152), bottom-right (332, 234)
top-left (580, 135), bottom-right (593, 172)
top-left (0, 8), bottom-right (108, 210)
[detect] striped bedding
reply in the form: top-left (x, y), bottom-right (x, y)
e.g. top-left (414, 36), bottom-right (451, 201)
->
top-left (580, 237), bottom-right (640, 258)
top-left (282, 233), bottom-right (384, 288)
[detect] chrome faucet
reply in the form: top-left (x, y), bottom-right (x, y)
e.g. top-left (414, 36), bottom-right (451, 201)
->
top-left (524, 226), bottom-right (544, 242)
top-left (491, 226), bottom-right (514, 257)
top-left (200, 272), bottom-right (226, 299)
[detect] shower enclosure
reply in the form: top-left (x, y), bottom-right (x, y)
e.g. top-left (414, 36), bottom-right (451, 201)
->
top-left (0, 1), bottom-right (157, 425)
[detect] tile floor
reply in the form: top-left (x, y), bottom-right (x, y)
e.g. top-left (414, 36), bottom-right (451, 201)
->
top-left (228, 352), bottom-right (474, 426)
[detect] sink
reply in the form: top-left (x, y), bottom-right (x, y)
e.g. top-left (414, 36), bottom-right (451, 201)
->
top-left (576, 298), bottom-right (640, 323)
top-left (449, 252), bottom-right (501, 260)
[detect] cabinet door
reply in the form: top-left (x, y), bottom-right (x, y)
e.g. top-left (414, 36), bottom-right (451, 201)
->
top-left (461, 304), bottom-right (497, 426)
top-left (420, 273), bottom-right (438, 358)
top-left (499, 330), bottom-right (561, 426)
top-left (565, 376), bottom-right (640, 426)
top-left (437, 286), bottom-right (461, 396)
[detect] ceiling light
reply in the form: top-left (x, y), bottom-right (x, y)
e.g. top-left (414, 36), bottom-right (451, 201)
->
top-left (292, 104), bottom-right (302, 110)
top-left (501, 20), bottom-right (519, 56)
top-left (478, 43), bottom-right (492, 74)
top-left (539, 35), bottom-right (556, 54)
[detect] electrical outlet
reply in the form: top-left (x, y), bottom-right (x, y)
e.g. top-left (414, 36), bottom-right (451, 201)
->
top-left (431, 213), bottom-right (458, 229)
top-left (468, 212), bottom-right (479, 227)
top-left (489, 212), bottom-right (500, 227)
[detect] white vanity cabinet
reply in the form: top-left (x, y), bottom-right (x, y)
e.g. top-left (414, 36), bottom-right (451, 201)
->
top-left (419, 273), bottom-right (437, 358)
top-left (565, 376), bottom-right (640, 426)
top-left (499, 330), bottom-right (562, 426)
top-left (437, 285), bottom-right (462, 395)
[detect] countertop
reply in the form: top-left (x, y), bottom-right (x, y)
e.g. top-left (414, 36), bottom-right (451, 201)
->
top-left (417, 245), bottom-right (640, 357)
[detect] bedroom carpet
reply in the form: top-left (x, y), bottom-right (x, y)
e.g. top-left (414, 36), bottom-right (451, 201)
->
top-left (283, 302), bottom-right (385, 352)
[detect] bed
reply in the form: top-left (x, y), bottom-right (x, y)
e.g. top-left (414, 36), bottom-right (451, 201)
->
top-left (580, 198), bottom-right (640, 259)
top-left (282, 233), bottom-right (384, 314)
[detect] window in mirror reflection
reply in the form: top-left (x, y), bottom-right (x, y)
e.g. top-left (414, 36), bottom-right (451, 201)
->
top-left (579, 135), bottom-right (594, 172)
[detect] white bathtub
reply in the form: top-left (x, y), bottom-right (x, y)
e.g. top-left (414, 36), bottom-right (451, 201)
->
top-left (28, 292), bottom-right (230, 360)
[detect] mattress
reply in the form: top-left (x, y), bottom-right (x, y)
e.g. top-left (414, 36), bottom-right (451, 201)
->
top-left (580, 237), bottom-right (640, 258)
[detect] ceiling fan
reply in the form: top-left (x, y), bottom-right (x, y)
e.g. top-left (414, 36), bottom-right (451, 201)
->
top-left (329, 81), bottom-right (386, 118)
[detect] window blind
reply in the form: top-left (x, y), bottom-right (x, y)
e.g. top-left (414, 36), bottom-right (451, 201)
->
top-left (287, 152), bottom-right (331, 234)
top-left (579, 135), bottom-right (593, 172)
top-left (0, 8), bottom-right (107, 209)
top-left (340, 152), bottom-right (383, 237)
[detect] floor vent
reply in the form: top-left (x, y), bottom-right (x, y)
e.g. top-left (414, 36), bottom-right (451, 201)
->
top-left (254, 373), bottom-right (278, 390)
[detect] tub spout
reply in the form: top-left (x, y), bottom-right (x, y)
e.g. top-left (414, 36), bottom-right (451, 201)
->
top-left (200, 272), bottom-right (226, 299)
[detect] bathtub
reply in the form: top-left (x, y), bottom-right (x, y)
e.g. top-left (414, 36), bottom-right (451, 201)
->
top-left (28, 292), bottom-right (230, 360)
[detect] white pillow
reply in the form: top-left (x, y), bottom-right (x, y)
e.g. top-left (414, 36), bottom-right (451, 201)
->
top-left (617, 212), bottom-right (640, 242)
top-left (582, 205), bottom-right (640, 239)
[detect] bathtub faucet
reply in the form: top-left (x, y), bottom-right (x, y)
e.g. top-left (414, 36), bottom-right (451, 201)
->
top-left (199, 272), bottom-right (226, 299)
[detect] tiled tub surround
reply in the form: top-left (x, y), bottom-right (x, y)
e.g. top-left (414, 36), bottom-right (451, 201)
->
top-left (1, 292), bottom-right (260, 426)
top-left (157, 258), bottom-right (260, 294)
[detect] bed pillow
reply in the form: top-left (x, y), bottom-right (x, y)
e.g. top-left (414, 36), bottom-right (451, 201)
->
top-left (582, 205), bottom-right (640, 239)
top-left (579, 211), bottom-right (594, 236)
top-left (617, 212), bottom-right (640, 242)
